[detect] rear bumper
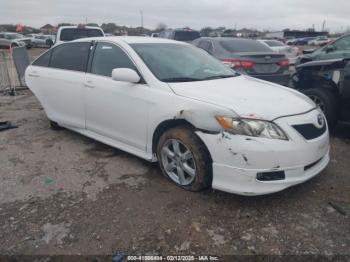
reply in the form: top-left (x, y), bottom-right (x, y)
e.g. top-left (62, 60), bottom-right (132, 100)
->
top-left (287, 56), bottom-right (300, 65)
top-left (251, 73), bottom-right (290, 86)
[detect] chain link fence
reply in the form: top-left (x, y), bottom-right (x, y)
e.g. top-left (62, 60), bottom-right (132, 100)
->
top-left (0, 50), bottom-right (12, 93)
top-left (0, 47), bottom-right (29, 95)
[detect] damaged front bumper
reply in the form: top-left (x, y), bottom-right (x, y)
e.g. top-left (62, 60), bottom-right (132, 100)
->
top-left (196, 109), bottom-right (330, 196)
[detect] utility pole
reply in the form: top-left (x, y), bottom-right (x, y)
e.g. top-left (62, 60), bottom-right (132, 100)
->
top-left (140, 11), bottom-right (144, 28)
top-left (322, 20), bottom-right (326, 32)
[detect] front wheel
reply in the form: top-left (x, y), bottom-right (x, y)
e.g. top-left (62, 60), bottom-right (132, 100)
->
top-left (157, 126), bottom-right (212, 192)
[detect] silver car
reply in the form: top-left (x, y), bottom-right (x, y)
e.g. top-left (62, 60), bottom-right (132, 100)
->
top-left (0, 32), bottom-right (32, 49)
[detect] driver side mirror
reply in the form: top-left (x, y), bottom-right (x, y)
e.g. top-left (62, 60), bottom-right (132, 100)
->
top-left (325, 45), bottom-right (335, 53)
top-left (111, 68), bottom-right (141, 83)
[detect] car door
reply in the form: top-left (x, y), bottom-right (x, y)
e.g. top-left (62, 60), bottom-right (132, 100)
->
top-left (27, 42), bottom-right (90, 128)
top-left (85, 41), bottom-right (152, 151)
top-left (340, 61), bottom-right (350, 122)
top-left (317, 35), bottom-right (350, 60)
top-left (37, 36), bottom-right (46, 46)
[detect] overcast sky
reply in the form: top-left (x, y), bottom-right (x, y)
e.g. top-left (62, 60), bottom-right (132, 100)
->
top-left (1, 0), bottom-right (350, 32)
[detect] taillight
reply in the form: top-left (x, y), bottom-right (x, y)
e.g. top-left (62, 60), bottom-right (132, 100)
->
top-left (277, 59), bottom-right (289, 68)
top-left (222, 59), bottom-right (255, 69)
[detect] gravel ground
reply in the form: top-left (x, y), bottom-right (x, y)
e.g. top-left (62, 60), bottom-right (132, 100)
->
top-left (0, 49), bottom-right (349, 258)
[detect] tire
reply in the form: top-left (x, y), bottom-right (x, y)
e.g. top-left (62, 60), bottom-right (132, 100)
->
top-left (156, 126), bottom-right (212, 192)
top-left (11, 43), bottom-right (18, 48)
top-left (303, 88), bottom-right (339, 130)
top-left (49, 120), bottom-right (63, 130)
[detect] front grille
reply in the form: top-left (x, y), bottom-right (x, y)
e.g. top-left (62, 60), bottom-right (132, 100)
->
top-left (292, 123), bottom-right (327, 140)
top-left (257, 171), bottom-right (285, 181)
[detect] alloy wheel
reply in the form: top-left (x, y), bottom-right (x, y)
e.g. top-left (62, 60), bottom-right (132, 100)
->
top-left (161, 139), bottom-right (197, 186)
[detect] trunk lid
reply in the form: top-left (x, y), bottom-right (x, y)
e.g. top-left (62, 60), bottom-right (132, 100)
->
top-left (235, 52), bottom-right (286, 75)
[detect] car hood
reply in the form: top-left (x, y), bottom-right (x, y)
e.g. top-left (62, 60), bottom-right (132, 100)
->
top-left (168, 75), bottom-right (315, 121)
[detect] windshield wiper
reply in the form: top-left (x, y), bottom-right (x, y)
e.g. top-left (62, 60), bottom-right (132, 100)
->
top-left (162, 77), bottom-right (201, 83)
top-left (202, 74), bottom-right (238, 81)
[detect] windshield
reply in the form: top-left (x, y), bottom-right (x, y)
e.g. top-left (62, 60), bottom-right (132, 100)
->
top-left (131, 43), bottom-right (237, 82)
top-left (174, 31), bottom-right (200, 42)
top-left (264, 40), bottom-right (285, 47)
top-left (60, 28), bottom-right (103, 41)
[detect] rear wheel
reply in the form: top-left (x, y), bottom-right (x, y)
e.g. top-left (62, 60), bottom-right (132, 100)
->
top-left (157, 126), bottom-right (212, 192)
top-left (303, 88), bottom-right (339, 130)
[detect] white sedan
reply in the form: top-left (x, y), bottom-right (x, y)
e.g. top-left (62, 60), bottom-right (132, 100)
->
top-left (25, 37), bottom-right (330, 196)
top-left (259, 39), bottom-right (300, 65)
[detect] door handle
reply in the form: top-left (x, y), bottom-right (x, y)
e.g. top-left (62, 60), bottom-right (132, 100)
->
top-left (28, 73), bottom-right (39, 78)
top-left (28, 71), bottom-right (39, 78)
top-left (84, 81), bottom-right (95, 88)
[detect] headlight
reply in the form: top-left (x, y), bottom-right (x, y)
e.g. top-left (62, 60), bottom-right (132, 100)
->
top-left (215, 116), bottom-right (288, 140)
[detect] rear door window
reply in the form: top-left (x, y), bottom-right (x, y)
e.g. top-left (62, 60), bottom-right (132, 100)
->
top-left (91, 42), bottom-right (137, 77)
top-left (50, 42), bottom-right (91, 72)
top-left (60, 28), bottom-right (104, 41)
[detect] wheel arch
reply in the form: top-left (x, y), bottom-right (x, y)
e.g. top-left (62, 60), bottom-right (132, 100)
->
top-left (151, 119), bottom-right (213, 163)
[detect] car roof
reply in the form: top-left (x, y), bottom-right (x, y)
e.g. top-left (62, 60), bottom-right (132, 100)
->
top-left (73, 36), bottom-right (187, 45)
top-left (197, 37), bottom-right (258, 42)
top-left (59, 26), bottom-right (103, 30)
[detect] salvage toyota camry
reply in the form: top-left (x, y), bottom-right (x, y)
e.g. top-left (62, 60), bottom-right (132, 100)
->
top-left (25, 37), bottom-right (330, 195)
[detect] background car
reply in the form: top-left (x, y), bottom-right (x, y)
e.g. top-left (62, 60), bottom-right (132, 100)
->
top-left (31, 35), bottom-right (54, 48)
top-left (0, 32), bottom-right (32, 49)
top-left (259, 39), bottom-right (300, 65)
top-left (52, 25), bottom-right (105, 46)
top-left (295, 37), bottom-right (317, 46)
top-left (300, 34), bottom-right (350, 63)
top-left (193, 37), bottom-right (290, 86)
top-left (286, 38), bottom-right (297, 45)
top-left (159, 28), bottom-right (200, 42)
top-left (292, 58), bottom-right (350, 130)
top-left (309, 36), bottom-right (331, 46)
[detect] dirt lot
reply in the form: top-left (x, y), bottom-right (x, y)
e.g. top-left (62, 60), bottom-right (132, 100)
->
top-left (0, 49), bottom-right (349, 258)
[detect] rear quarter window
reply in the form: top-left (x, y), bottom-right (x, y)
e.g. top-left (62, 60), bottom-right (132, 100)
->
top-left (32, 50), bottom-right (51, 67)
top-left (219, 39), bottom-right (272, 53)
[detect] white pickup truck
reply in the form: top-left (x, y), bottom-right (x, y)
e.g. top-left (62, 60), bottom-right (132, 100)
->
top-left (49, 25), bottom-right (105, 46)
